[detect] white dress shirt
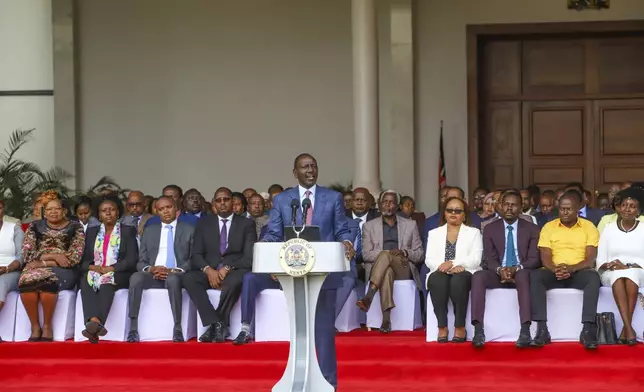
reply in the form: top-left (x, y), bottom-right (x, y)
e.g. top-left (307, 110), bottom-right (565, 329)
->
top-left (218, 215), bottom-right (232, 250)
top-left (352, 212), bottom-right (367, 231)
top-left (154, 219), bottom-right (178, 267)
top-left (579, 206), bottom-right (587, 218)
top-left (298, 184), bottom-right (317, 210)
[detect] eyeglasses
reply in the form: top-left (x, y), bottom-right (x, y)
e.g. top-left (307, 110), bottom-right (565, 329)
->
top-left (127, 202), bottom-right (142, 207)
top-left (446, 208), bottom-right (464, 215)
top-left (214, 197), bottom-right (231, 203)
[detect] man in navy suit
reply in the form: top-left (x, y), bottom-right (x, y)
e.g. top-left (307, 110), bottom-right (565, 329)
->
top-left (565, 183), bottom-right (606, 226)
top-left (262, 153), bottom-right (354, 389)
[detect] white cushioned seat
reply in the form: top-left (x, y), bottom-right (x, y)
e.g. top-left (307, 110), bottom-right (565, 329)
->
top-left (196, 289), bottom-right (242, 341)
top-left (0, 291), bottom-right (19, 341)
top-left (137, 289), bottom-right (197, 341)
top-left (366, 280), bottom-right (422, 331)
top-left (15, 289), bottom-right (76, 341)
top-left (255, 288), bottom-right (289, 342)
top-left (74, 289), bottom-right (129, 341)
top-left (335, 289), bottom-right (360, 332)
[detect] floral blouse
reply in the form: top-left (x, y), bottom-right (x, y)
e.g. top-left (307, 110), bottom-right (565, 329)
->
top-left (22, 220), bottom-right (85, 267)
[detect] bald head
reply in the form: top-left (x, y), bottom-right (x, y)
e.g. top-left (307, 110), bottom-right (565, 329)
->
top-left (351, 187), bottom-right (371, 216)
top-left (127, 190), bottom-right (146, 217)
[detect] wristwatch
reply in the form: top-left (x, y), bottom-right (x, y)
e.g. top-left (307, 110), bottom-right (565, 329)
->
top-left (224, 265), bottom-right (232, 271)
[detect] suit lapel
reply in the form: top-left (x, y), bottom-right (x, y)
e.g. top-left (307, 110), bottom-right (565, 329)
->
top-left (226, 215), bottom-right (241, 254)
top-left (213, 216), bottom-right (221, 254)
top-left (496, 222), bottom-right (506, 259)
top-left (174, 221), bottom-right (184, 257)
top-left (517, 220), bottom-right (528, 262)
top-left (374, 219), bottom-right (384, 249)
top-left (397, 219), bottom-right (406, 249)
top-left (150, 224), bottom-right (162, 261)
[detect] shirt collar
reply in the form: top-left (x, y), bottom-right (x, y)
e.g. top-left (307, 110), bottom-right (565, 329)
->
top-left (503, 219), bottom-right (518, 230)
top-left (580, 206), bottom-right (587, 216)
top-left (557, 218), bottom-right (583, 228)
top-left (162, 219), bottom-right (177, 229)
top-left (299, 184), bottom-right (317, 199)
top-left (218, 214), bottom-right (233, 223)
top-left (353, 212), bottom-right (366, 221)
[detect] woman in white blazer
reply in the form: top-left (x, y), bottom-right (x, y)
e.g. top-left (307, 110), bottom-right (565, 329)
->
top-left (425, 197), bottom-right (483, 343)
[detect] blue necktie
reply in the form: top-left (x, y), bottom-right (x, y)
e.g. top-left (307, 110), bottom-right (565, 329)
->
top-left (505, 225), bottom-right (516, 267)
top-left (166, 225), bottom-right (176, 269)
top-left (354, 218), bottom-right (362, 260)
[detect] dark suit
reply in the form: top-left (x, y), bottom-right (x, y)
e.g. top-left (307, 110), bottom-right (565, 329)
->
top-left (534, 212), bottom-right (554, 228)
top-left (128, 221), bottom-right (195, 329)
top-left (471, 219), bottom-right (541, 325)
top-left (264, 186), bottom-right (352, 388)
top-left (182, 214), bottom-right (256, 327)
top-left (79, 224), bottom-right (138, 324)
top-left (122, 213), bottom-right (152, 238)
top-left (581, 206), bottom-right (605, 227)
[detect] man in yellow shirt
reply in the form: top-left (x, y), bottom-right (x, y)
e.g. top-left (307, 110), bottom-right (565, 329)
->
top-left (531, 190), bottom-right (601, 350)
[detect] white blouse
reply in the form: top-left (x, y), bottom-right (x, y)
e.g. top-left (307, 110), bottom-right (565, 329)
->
top-left (596, 221), bottom-right (644, 270)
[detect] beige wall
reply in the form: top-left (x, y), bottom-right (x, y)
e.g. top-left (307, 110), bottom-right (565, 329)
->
top-left (77, 0), bottom-right (354, 197)
top-left (415, 0), bottom-right (644, 213)
top-left (75, 0), bottom-right (644, 209)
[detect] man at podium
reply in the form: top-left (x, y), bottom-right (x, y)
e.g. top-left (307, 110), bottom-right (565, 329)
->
top-left (263, 153), bottom-right (355, 389)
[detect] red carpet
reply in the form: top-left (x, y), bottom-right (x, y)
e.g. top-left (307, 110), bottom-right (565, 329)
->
top-left (1, 330), bottom-right (643, 391)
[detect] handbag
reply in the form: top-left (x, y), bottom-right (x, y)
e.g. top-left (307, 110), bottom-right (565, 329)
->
top-left (595, 312), bottom-right (618, 345)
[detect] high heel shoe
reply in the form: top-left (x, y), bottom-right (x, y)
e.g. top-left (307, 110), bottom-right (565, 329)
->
top-left (452, 333), bottom-right (467, 343)
top-left (28, 328), bottom-right (42, 342)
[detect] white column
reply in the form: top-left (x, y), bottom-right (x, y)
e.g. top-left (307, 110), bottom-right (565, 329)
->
top-left (352, 0), bottom-right (381, 195)
top-left (0, 0), bottom-right (55, 172)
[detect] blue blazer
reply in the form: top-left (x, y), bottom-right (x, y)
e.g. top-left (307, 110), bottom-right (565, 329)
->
top-left (263, 186), bottom-right (352, 289)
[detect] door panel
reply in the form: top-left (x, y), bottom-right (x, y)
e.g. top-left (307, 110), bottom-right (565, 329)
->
top-left (522, 101), bottom-right (593, 191)
top-left (483, 101), bottom-right (521, 190)
top-left (594, 99), bottom-right (644, 192)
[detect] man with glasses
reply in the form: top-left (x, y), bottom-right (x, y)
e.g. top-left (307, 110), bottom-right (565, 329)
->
top-left (123, 190), bottom-right (152, 239)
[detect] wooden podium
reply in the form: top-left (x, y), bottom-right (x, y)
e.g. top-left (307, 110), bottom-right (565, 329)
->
top-left (253, 242), bottom-right (347, 392)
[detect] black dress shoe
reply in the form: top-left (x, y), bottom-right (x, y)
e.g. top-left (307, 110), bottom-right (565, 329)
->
top-left (233, 330), bottom-right (253, 345)
top-left (580, 326), bottom-right (598, 350)
top-left (199, 325), bottom-right (215, 343)
top-left (379, 321), bottom-right (392, 334)
top-left (172, 329), bottom-right (184, 343)
top-left (472, 330), bottom-right (485, 348)
top-left (213, 322), bottom-right (229, 343)
top-left (356, 297), bottom-right (372, 312)
top-left (531, 328), bottom-right (551, 348)
top-left (515, 331), bottom-right (532, 348)
top-left (127, 330), bottom-right (140, 343)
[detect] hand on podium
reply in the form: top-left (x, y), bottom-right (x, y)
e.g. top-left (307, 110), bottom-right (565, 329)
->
top-left (342, 240), bottom-right (355, 260)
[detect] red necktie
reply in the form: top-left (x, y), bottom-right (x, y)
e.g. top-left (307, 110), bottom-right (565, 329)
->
top-left (305, 190), bottom-right (314, 226)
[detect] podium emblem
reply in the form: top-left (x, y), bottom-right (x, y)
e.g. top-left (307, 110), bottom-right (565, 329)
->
top-left (279, 238), bottom-right (316, 276)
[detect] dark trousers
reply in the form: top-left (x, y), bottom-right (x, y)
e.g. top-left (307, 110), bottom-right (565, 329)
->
top-left (240, 273), bottom-right (280, 324)
top-left (530, 268), bottom-right (600, 323)
top-left (317, 288), bottom-right (338, 388)
top-left (470, 269), bottom-right (531, 325)
top-left (128, 271), bottom-right (184, 327)
top-left (427, 271), bottom-right (472, 328)
top-left (182, 269), bottom-right (247, 327)
top-left (80, 271), bottom-right (131, 324)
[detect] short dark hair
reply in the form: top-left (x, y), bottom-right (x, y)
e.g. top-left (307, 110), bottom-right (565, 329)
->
top-left (249, 193), bottom-right (265, 204)
top-left (94, 194), bottom-right (124, 218)
top-left (527, 185), bottom-right (541, 196)
top-left (163, 184), bottom-right (183, 198)
top-left (439, 197), bottom-right (470, 226)
top-left (268, 184), bottom-right (284, 194)
top-left (565, 182), bottom-right (584, 193)
top-left (449, 186), bottom-right (465, 199)
top-left (596, 192), bottom-right (609, 200)
top-left (155, 195), bottom-right (175, 207)
top-left (232, 192), bottom-right (248, 212)
top-left (400, 195), bottom-right (415, 205)
top-left (561, 189), bottom-right (583, 205)
top-left (502, 190), bottom-right (522, 204)
top-left (473, 186), bottom-right (489, 194)
top-left (184, 188), bottom-right (201, 197)
top-left (214, 187), bottom-right (233, 198)
top-left (616, 188), bottom-right (644, 214)
top-left (293, 153), bottom-right (316, 169)
top-left (74, 196), bottom-right (93, 214)
top-left (542, 190), bottom-right (556, 197)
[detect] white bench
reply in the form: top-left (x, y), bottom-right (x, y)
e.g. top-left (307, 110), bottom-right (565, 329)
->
top-left (425, 287), bottom-right (644, 342)
top-left (196, 289), bottom-right (242, 341)
top-left (137, 289), bottom-right (197, 341)
top-left (255, 288), bottom-right (290, 342)
top-left (14, 289), bottom-right (76, 341)
top-left (74, 289), bottom-right (129, 341)
top-left (0, 291), bottom-right (19, 340)
top-left (366, 280), bottom-right (422, 331)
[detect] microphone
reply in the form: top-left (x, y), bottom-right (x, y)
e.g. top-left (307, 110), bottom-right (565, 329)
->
top-left (290, 199), bottom-right (300, 227)
top-left (301, 199), bottom-right (312, 227)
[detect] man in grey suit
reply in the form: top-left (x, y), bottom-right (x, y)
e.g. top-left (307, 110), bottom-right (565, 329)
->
top-left (122, 190), bottom-right (153, 239)
top-left (127, 196), bottom-right (194, 343)
top-left (356, 191), bottom-right (424, 333)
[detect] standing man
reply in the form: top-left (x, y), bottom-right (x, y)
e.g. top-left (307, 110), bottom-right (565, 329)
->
top-left (472, 190), bottom-right (541, 348)
top-left (182, 187), bottom-right (256, 342)
top-left (263, 153), bottom-right (354, 389)
top-left (123, 191), bottom-right (152, 238)
top-left (126, 196), bottom-right (194, 342)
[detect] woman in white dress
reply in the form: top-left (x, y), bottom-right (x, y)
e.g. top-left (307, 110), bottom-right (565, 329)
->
top-left (596, 188), bottom-right (644, 345)
top-left (0, 199), bottom-right (25, 342)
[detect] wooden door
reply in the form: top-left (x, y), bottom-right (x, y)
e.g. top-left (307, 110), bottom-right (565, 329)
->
top-left (593, 99), bottom-right (644, 193)
top-left (521, 101), bottom-right (594, 191)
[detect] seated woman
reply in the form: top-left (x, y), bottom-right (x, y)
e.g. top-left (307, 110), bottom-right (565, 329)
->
top-left (481, 192), bottom-right (497, 221)
top-left (73, 196), bottom-right (100, 233)
top-left (425, 197), bottom-right (482, 343)
top-left (232, 192), bottom-right (249, 218)
top-left (596, 188), bottom-right (644, 345)
top-left (0, 199), bottom-right (25, 342)
top-left (80, 195), bottom-right (138, 343)
top-left (19, 193), bottom-right (85, 341)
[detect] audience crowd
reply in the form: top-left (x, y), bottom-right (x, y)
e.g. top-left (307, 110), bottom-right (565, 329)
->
top-left (0, 179), bottom-right (643, 351)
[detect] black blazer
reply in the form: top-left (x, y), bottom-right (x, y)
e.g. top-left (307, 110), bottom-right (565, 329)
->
top-left (190, 213), bottom-right (256, 271)
top-left (80, 224), bottom-right (139, 273)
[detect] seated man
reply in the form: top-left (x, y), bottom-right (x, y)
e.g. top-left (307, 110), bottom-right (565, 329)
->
top-left (182, 187), bottom-right (256, 342)
top-left (232, 271), bottom-right (280, 345)
top-left (471, 190), bottom-right (541, 348)
top-left (530, 190), bottom-right (601, 350)
top-left (146, 185), bottom-right (199, 227)
top-left (356, 190), bottom-right (423, 333)
top-left (336, 187), bottom-right (378, 318)
top-left (181, 188), bottom-right (207, 220)
top-left (122, 190), bottom-right (152, 239)
top-left (127, 196), bottom-right (194, 342)
top-left (247, 193), bottom-right (268, 238)
top-left (565, 182), bottom-right (605, 227)
top-left (535, 191), bottom-right (556, 228)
